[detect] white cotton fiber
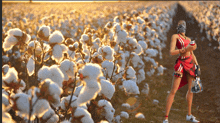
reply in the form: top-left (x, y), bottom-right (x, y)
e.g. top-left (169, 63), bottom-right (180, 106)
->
top-left (141, 83), bottom-right (149, 96)
top-left (97, 100), bottom-right (115, 122)
top-left (33, 99), bottom-right (51, 118)
top-left (3, 67), bottom-right (18, 85)
top-left (157, 65), bottom-right (166, 76)
top-left (99, 79), bottom-right (115, 100)
top-left (122, 103), bottom-right (130, 109)
top-left (37, 66), bottom-right (52, 81)
top-left (120, 111), bottom-right (129, 119)
top-left (2, 64), bottom-right (10, 76)
top-left (49, 30), bottom-right (64, 44)
top-left (41, 108), bottom-right (59, 123)
top-left (145, 48), bottom-right (158, 57)
top-left (115, 30), bottom-right (127, 44)
top-left (7, 28), bottom-right (23, 37)
top-left (27, 55), bottom-right (35, 76)
top-left (3, 36), bottom-right (18, 51)
top-left (2, 93), bottom-right (10, 107)
top-left (38, 25), bottom-right (51, 38)
top-left (74, 107), bottom-right (94, 123)
top-left (102, 60), bottom-right (114, 78)
top-left (136, 69), bottom-right (145, 84)
top-left (74, 85), bottom-right (83, 97)
top-left (123, 80), bottom-right (140, 94)
top-left (81, 63), bottom-right (103, 81)
top-left (138, 41), bottom-right (148, 50)
top-left (125, 66), bottom-right (136, 81)
top-left (77, 84), bottom-right (101, 106)
top-left (52, 44), bottom-right (63, 64)
top-left (135, 113), bottom-right (145, 119)
top-left (134, 44), bottom-right (143, 55)
top-left (60, 95), bottom-right (77, 110)
top-left (80, 34), bottom-right (89, 44)
top-left (49, 65), bottom-right (64, 88)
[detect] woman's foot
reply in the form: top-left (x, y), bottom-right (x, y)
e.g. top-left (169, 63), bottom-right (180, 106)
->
top-left (186, 114), bottom-right (200, 122)
top-left (163, 119), bottom-right (168, 123)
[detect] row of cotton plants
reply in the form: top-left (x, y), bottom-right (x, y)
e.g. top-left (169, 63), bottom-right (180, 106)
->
top-left (2, 3), bottom-right (177, 123)
top-left (179, 1), bottom-right (220, 50)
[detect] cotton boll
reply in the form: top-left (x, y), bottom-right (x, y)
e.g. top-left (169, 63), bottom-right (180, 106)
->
top-left (80, 34), bottom-right (90, 45)
top-left (73, 107), bottom-right (94, 123)
top-left (130, 52), bottom-right (142, 68)
top-left (10, 93), bottom-right (35, 121)
top-left (52, 44), bottom-right (64, 64)
top-left (2, 67), bottom-right (18, 86)
top-left (2, 104), bottom-right (15, 123)
top-left (120, 111), bottom-right (129, 119)
top-left (154, 38), bottom-right (161, 47)
top-left (2, 64), bottom-right (10, 76)
top-left (39, 79), bottom-right (63, 107)
top-left (27, 55), bottom-right (35, 76)
top-left (135, 113), bottom-right (145, 119)
top-left (38, 66), bottom-right (52, 82)
top-left (97, 100), bottom-right (115, 122)
top-left (3, 36), bottom-right (18, 51)
top-left (146, 68), bottom-right (155, 76)
top-left (41, 108), bottom-right (59, 123)
top-left (80, 63), bottom-right (103, 81)
top-left (126, 37), bottom-right (138, 48)
top-left (60, 44), bottom-right (68, 53)
top-left (123, 80), bottom-right (140, 94)
top-left (37, 25), bottom-right (50, 41)
top-left (49, 65), bottom-right (64, 88)
top-left (99, 46), bottom-right (114, 61)
top-left (115, 30), bottom-right (127, 44)
top-left (60, 95), bottom-right (77, 110)
top-left (112, 23), bottom-right (121, 33)
top-left (138, 41), bottom-right (148, 51)
top-left (2, 93), bottom-right (10, 107)
top-left (136, 69), bottom-right (145, 84)
top-left (99, 79), bottom-right (115, 100)
top-left (100, 120), bottom-right (109, 123)
top-left (61, 120), bottom-right (71, 123)
top-left (141, 83), bottom-right (149, 96)
top-left (157, 65), bottom-right (166, 76)
top-left (77, 84), bottom-right (101, 106)
top-left (137, 17), bottom-right (145, 24)
top-left (145, 48), bottom-right (158, 57)
top-left (33, 99), bottom-right (51, 118)
top-left (102, 60), bottom-right (114, 79)
top-left (122, 103), bottom-right (130, 109)
top-left (7, 28), bottom-right (23, 37)
top-left (115, 115), bottom-right (121, 123)
top-left (125, 66), bottom-right (136, 81)
top-left (134, 43), bottom-right (143, 55)
top-left (49, 30), bottom-right (64, 44)
top-left (2, 55), bottom-right (10, 63)
top-left (74, 85), bottom-right (83, 97)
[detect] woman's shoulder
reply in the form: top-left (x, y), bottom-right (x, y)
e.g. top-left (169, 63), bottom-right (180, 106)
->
top-left (171, 34), bottom-right (179, 38)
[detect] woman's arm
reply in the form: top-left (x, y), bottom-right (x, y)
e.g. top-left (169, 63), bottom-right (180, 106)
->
top-left (191, 51), bottom-right (198, 65)
top-left (170, 34), bottom-right (186, 55)
top-left (185, 38), bottom-right (197, 52)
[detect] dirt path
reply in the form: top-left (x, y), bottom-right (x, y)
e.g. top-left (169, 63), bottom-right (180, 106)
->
top-left (161, 3), bottom-right (220, 123)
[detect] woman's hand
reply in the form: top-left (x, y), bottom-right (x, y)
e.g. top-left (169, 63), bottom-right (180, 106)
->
top-left (179, 47), bottom-right (186, 53)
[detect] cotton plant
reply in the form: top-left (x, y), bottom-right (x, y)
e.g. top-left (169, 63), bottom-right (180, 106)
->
top-left (38, 78), bottom-right (63, 108)
top-left (2, 104), bottom-right (15, 123)
top-left (2, 67), bottom-right (26, 93)
top-left (40, 108), bottom-right (59, 123)
top-left (130, 52), bottom-right (144, 69)
top-left (136, 69), bottom-right (146, 84)
top-left (98, 45), bottom-right (115, 61)
top-left (71, 107), bottom-right (94, 123)
top-left (99, 79), bottom-right (115, 100)
top-left (124, 66), bottom-right (137, 82)
top-left (3, 28), bottom-right (31, 52)
top-left (135, 113), bottom-right (145, 119)
top-left (76, 63), bottom-right (103, 106)
top-left (47, 30), bottom-right (66, 64)
top-left (37, 65), bottom-right (64, 88)
top-left (122, 80), bottom-right (140, 95)
top-left (97, 99), bottom-right (115, 122)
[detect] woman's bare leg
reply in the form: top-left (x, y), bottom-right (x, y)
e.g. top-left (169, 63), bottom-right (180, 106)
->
top-left (164, 76), bottom-right (182, 120)
top-left (186, 73), bottom-right (194, 116)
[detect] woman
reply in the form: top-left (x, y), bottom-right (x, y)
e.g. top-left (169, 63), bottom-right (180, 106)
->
top-left (163, 20), bottom-right (200, 123)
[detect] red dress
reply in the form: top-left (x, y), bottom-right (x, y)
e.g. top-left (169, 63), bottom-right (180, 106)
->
top-left (174, 34), bottom-right (196, 90)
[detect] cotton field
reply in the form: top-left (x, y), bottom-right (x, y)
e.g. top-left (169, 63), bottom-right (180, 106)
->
top-left (2, 1), bottom-right (219, 123)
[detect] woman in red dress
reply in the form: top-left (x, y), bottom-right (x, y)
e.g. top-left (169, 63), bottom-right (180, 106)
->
top-left (163, 20), bottom-right (200, 123)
